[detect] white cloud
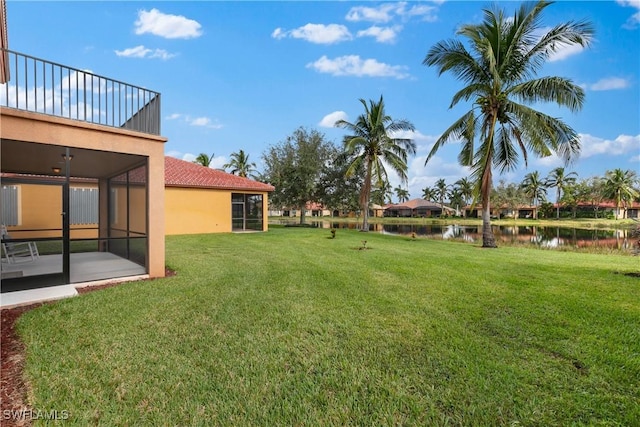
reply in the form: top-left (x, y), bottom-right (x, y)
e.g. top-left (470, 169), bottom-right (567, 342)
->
top-left (588, 77), bottom-right (630, 91)
top-left (530, 26), bottom-right (587, 62)
top-left (579, 133), bottom-right (640, 158)
top-left (390, 130), bottom-right (437, 151)
top-left (115, 45), bottom-right (149, 58)
top-left (114, 45), bottom-right (176, 60)
top-left (357, 26), bottom-right (400, 44)
top-left (346, 4), bottom-right (399, 23)
top-left (630, 155), bottom-right (640, 162)
top-left (396, 3), bottom-right (438, 22)
top-left (175, 152), bottom-right (228, 169)
top-left (617, 0), bottom-right (640, 28)
top-left (548, 42), bottom-right (585, 62)
top-left (346, 2), bottom-right (438, 23)
top-left (306, 55), bottom-right (410, 79)
top-left (319, 111), bottom-right (348, 127)
top-left (409, 155), bottom-right (472, 197)
top-left (272, 23), bottom-right (352, 44)
top-left (530, 133), bottom-right (640, 168)
top-left (135, 9), bottom-right (203, 39)
top-left (271, 28), bottom-right (285, 39)
top-left (188, 117), bottom-right (223, 129)
top-left (167, 114), bottom-right (223, 129)
top-left (533, 153), bottom-right (562, 168)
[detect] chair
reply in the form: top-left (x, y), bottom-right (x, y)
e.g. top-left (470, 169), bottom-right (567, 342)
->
top-left (1, 225), bottom-right (40, 263)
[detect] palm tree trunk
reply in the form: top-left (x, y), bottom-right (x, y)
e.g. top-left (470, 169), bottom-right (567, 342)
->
top-left (556, 189), bottom-right (560, 220)
top-left (481, 161), bottom-right (497, 248)
top-left (481, 204), bottom-right (496, 248)
top-left (360, 161), bottom-right (373, 232)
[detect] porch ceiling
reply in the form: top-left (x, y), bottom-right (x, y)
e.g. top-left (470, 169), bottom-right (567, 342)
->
top-left (1, 139), bottom-right (146, 179)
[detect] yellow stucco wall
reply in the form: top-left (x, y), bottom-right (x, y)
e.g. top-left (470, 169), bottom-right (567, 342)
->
top-left (165, 187), bottom-right (270, 235)
top-left (4, 183), bottom-right (99, 239)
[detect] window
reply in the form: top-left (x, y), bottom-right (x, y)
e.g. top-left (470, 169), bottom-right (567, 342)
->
top-left (1, 185), bottom-right (19, 226)
top-left (70, 187), bottom-right (99, 225)
top-left (232, 193), bottom-right (263, 231)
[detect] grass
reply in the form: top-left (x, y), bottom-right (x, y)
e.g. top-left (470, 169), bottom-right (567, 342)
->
top-left (16, 227), bottom-right (640, 426)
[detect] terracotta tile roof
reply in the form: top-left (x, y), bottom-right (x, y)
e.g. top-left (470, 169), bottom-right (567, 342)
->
top-left (164, 156), bottom-right (274, 192)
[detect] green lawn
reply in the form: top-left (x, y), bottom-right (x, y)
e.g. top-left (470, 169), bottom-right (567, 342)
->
top-left (16, 227), bottom-right (640, 426)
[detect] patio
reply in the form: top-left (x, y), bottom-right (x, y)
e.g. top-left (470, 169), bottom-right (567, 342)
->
top-left (1, 252), bottom-right (147, 307)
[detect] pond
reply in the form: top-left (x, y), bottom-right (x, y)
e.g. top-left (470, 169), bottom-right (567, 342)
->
top-left (274, 219), bottom-right (637, 252)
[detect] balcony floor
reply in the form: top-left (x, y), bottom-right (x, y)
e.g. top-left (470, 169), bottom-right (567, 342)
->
top-left (1, 252), bottom-right (147, 307)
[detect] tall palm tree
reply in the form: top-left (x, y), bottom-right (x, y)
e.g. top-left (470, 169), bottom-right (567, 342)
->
top-left (193, 152), bottom-right (215, 167)
top-left (394, 186), bottom-right (410, 203)
top-left (422, 186), bottom-right (437, 202)
top-left (224, 149), bottom-right (257, 178)
top-left (545, 167), bottom-right (578, 219)
top-left (603, 168), bottom-right (639, 220)
top-left (380, 180), bottom-right (393, 204)
top-left (423, 1), bottom-right (593, 247)
top-left (434, 178), bottom-right (450, 210)
top-left (454, 177), bottom-right (474, 207)
top-left (336, 95), bottom-right (416, 231)
top-left (520, 171), bottom-right (547, 219)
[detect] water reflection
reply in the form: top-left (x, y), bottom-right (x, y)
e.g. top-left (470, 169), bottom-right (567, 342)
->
top-left (276, 220), bottom-right (634, 251)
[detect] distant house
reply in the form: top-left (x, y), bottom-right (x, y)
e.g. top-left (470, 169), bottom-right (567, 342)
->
top-left (555, 201), bottom-right (640, 220)
top-left (269, 202), bottom-right (332, 218)
top-left (466, 205), bottom-right (538, 219)
top-left (384, 199), bottom-right (454, 218)
top-left (164, 157), bottom-right (274, 234)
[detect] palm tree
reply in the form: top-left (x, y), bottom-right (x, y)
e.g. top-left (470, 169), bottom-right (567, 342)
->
top-left (336, 95), bottom-right (416, 231)
top-left (193, 152), bottom-right (215, 167)
top-left (603, 168), bottom-right (639, 220)
top-left (394, 186), bottom-right (410, 203)
top-left (422, 1), bottom-right (593, 247)
top-left (454, 177), bottom-right (474, 207)
top-left (422, 186), bottom-right (437, 202)
top-left (380, 180), bottom-right (393, 204)
top-left (545, 167), bottom-right (578, 219)
top-left (520, 171), bottom-right (547, 219)
top-left (223, 149), bottom-right (257, 178)
top-left (434, 178), bottom-right (450, 210)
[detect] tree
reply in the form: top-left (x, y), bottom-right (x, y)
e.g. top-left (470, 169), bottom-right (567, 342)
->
top-left (520, 171), bottom-right (547, 219)
top-left (371, 180), bottom-right (393, 206)
top-left (315, 149), bottom-right (363, 216)
top-left (193, 152), bottom-right (215, 167)
top-left (493, 180), bottom-right (527, 219)
top-left (336, 95), bottom-right (416, 231)
top-left (224, 149), bottom-right (257, 178)
top-left (394, 186), bottom-right (410, 203)
top-left (422, 186), bottom-right (437, 202)
top-left (261, 127), bottom-right (335, 224)
top-left (586, 176), bottom-right (606, 219)
top-left (454, 177), bottom-right (474, 207)
top-left (434, 178), bottom-right (450, 210)
top-left (449, 187), bottom-right (465, 216)
top-left (545, 167), bottom-right (578, 219)
top-left (603, 168), bottom-right (639, 220)
top-left (423, 0), bottom-right (593, 247)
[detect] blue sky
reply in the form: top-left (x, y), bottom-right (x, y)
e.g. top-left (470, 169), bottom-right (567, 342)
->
top-left (6, 1), bottom-right (640, 200)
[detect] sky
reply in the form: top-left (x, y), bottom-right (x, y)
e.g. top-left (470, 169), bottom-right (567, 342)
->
top-left (5, 0), bottom-right (640, 200)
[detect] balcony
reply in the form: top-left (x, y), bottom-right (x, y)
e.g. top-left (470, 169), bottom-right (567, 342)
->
top-left (0, 48), bottom-right (160, 135)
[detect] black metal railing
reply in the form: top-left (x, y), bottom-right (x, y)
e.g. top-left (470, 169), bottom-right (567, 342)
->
top-left (0, 48), bottom-right (160, 135)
